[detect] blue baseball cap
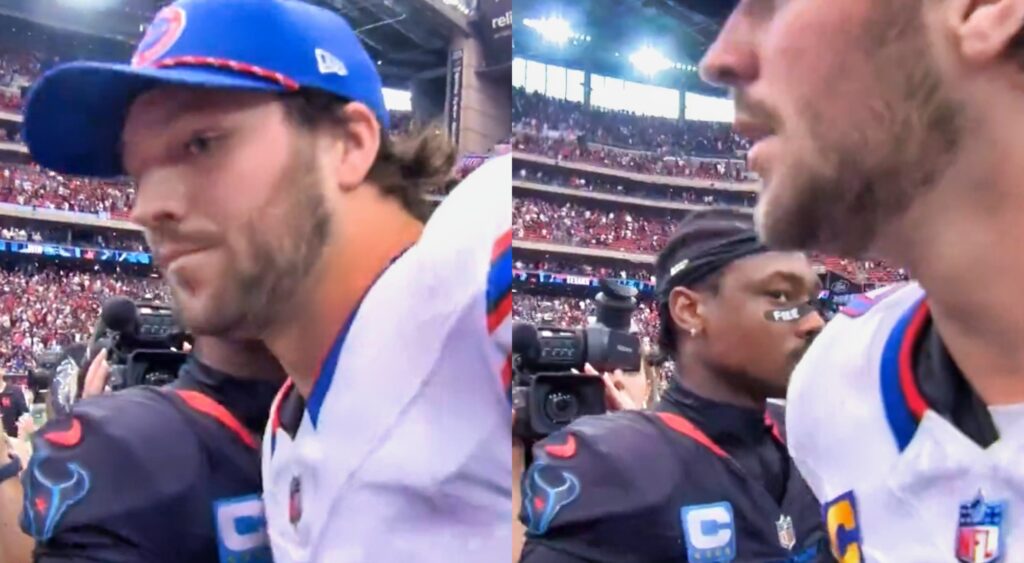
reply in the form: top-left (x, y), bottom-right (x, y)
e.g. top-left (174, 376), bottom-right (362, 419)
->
top-left (24, 0), bottom-right (389, 178)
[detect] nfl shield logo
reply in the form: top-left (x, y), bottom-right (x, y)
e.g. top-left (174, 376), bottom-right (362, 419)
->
top-left (288, 476), bottom-right (302, 526)
top-left (776, 514), bottom-right (796, 551)
top-left (955, 492), bottom-right (1006, 563)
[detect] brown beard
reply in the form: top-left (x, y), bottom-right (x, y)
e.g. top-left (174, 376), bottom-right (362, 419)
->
top-left (173, 134), bottom-right (332, 338)
top-left (758, 0), bottom-right (965, 257)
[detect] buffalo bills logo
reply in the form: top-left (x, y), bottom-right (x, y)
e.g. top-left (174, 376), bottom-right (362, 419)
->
top-left (132, 6), bottom-right (187, 67)
top-left (20, 455), bottom-right (90, 541)
top-left (521, 463), bottom-right (580, 535)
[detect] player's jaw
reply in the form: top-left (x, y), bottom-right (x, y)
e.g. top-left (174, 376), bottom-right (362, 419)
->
top-left (167, 155), bottom-right (333, 339)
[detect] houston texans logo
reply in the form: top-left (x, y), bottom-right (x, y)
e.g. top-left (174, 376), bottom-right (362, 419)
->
top-left (522, 462), bottom-right (581, 535)
top-left (20, 455), bottom-right (91, 541)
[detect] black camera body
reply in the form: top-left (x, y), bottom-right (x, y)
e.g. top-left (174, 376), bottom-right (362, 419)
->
top-left (98, 297), bottom-right (191, 391)
top-left (512, 279), bottom-right (642, 441)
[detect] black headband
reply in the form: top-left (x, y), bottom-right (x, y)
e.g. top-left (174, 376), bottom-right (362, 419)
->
top-left (657, 232), bottom-right (768, 303)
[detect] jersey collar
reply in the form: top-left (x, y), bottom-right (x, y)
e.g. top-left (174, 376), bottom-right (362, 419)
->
top-left (880, 297), bottom-right (931, 452)
top-left (304, 245), bottom-right (414, 428)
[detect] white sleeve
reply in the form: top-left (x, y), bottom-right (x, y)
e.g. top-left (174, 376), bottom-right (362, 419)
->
top-left (420, 154), bottom-right (512, 398)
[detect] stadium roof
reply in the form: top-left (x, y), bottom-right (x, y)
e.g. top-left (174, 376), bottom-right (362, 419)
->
top-left (0, 0), bottom-right (470, 87)
top-left (514, 0), bottom-right (733, 95)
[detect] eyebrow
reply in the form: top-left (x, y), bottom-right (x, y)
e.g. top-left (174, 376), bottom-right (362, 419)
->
top-left (757, 271), bottom-right (822, 293)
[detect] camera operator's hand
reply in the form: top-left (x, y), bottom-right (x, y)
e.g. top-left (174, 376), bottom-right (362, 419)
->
top-left (15, 414), bottom-right (34, 440)
top-left (578, 363), bottom-right (641, 412)
top-left (82, 348), bottom-right (110, 399)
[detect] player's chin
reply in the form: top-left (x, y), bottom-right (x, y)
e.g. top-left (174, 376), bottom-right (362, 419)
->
top-left (169, 279), bottom-right (229, 334)
top-left (756, 185), bottom-right (825, 252)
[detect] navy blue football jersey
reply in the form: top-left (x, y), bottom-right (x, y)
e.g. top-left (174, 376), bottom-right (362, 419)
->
top-left (519, 403), bottom-right (832, 563)
top-left (20, 359), bottom-right (278, 563)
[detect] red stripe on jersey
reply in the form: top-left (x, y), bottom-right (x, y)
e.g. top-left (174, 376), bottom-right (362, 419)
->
top-left (501, 355), bottom-right (512, 392)
top-left (899, 301), bottom-right (931, 421)
top-left (764, 411), bottom-right (784, 444)
top-left (270, 379), bottom-right (295, 436)
top-left (492, 229), bottom-right (512, 261)
top-left (656, 412), bottom-right (729, 459)
top-left (488, 292), bottom-right (512, 333)
top-left (175, 390), bottom-right (257, 450)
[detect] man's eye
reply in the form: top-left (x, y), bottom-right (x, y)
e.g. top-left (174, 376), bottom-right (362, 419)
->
top-left (184, 134), bottom-right (217, 156)
top-left (766, 290), bottom-right (791, 302)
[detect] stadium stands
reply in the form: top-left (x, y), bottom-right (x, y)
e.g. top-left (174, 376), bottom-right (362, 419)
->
top-left (0, 267), bottom-right (168, 372)
top-left (513, 89), bottom-right (751, 158)
top-left (514, 292), bottom-right (661, 346)
top-left (511, 82), bottom-right (910, 344)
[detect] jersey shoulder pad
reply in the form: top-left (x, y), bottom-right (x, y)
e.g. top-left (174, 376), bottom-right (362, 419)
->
top-left (422, 154), bottom-right (511, 256)
top-left (521, 412), bottom-right (675, 536)
top-left (837, 281), bottom-right (919, 318)
top-left (21, 388), bottom-right (203, 542)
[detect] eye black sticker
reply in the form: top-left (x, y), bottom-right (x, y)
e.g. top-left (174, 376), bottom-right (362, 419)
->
top-left (765, 303), bottom-right (817, 323)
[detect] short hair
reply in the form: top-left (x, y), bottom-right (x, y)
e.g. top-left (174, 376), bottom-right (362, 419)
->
top-left (281, 89), bottom-right (455, 222)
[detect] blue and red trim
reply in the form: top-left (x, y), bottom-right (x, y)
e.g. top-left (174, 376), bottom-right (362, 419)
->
top-left (487, 229), bottom-right (512, 333)
top-left (879, 298), bottom-right (931, 451)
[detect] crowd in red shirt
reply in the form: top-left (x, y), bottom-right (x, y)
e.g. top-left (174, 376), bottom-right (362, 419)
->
top-left (513, 134), bottom-right (749, 184)
top-left (0, 267), bottom-right (169, 372)
top-left (513, 292), bottom-right (661, 345)
top-left (514, 197), bottom-right (678, 254)
top-left (512, 89), bottom-right (751, 158)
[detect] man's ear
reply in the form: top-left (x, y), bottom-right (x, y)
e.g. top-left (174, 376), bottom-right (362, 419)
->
top-left (956, 0), bottom-right (1024, 64)
top-left (668, 286), bottom-right (706, 336)
top-left (328, 102), bottom-right (381, 192)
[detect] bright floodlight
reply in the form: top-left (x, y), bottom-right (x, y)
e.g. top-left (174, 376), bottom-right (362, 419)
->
top-left (523, 16), bottom-right (574, 46)
top-left (382, 88), bottom-right (412, 112)
top-left (629, 46), bottom-right (673, 76)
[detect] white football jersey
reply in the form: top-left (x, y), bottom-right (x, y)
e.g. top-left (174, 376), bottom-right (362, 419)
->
top-left (261, 155), bottom-right (512, 563)
top-left (787, 282), bottom-right (1024, 563)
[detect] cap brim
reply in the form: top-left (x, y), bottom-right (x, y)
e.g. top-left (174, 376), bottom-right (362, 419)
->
top-left (24, 62), bottom-right (289, 178)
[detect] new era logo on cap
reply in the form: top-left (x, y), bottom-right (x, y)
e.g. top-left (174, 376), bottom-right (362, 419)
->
top-left (315, 48), bottom-right (348, 77)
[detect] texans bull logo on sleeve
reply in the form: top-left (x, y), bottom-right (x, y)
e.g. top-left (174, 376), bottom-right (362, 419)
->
top-left (20, 454), bottom-right (91, 541)
top-left (522, 462), bottom-right (581, 535)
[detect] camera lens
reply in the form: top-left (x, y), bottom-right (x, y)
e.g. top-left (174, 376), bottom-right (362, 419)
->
top-left (544, 392), bottom-right (579, 424)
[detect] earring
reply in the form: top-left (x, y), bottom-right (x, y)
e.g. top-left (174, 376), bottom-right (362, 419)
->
top-left (689, 327), bottom-right (698, 337)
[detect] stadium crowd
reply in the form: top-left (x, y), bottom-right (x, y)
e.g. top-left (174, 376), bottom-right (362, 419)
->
top-left (0, 266), bottom-right (168, 372)
top-left (514, 196), bottom-right (677, 254)
top-left (513, 292), bottom-right (661, 345)
top-left (0, 50), bottom-right (42, 111)
top-left (515, 165), bottom-right (757, 208)
top-left (513, 89), bottom-right (751, 158)
top-left (514, 134), bottom-right (749, 183)
top-left (514, 196), bottom-right (909, 284)
top-left (0, 221), bottom-right (147, 251)
top-left (0, 164), bottom-right (136, 217)
top-left (514, 257), bottom-right (654, 282)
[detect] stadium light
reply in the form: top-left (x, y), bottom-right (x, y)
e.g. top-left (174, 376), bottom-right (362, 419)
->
top-left (629, 46), bottom-right (673, 76)
top-left (523, 17), bottom-right (575, 46)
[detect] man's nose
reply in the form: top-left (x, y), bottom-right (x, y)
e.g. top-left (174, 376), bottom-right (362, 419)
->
top-left (797, 310), bottom-right (826, 341)
top-left (129, 170), bottom-right (188, 229)
top-left (698, 14), bottom-right (759, 90)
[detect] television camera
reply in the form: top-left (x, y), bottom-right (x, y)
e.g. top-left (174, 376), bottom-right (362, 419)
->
top-left (512, 279), bottom-right (642, 441)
